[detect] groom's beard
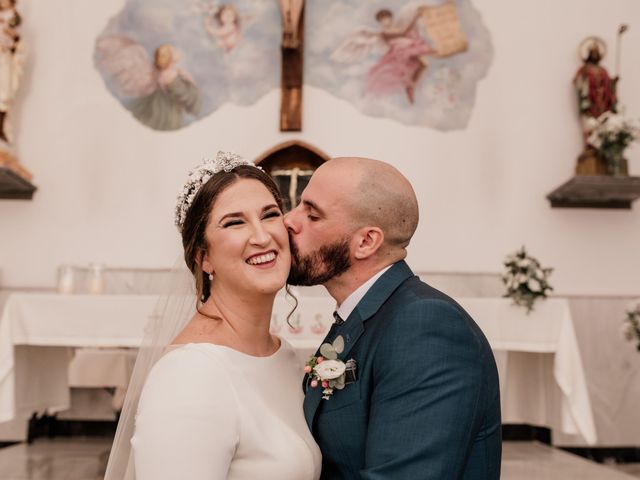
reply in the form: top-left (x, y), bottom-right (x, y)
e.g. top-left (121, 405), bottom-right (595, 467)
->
top-left (287, 235), bottom-right (351, 286)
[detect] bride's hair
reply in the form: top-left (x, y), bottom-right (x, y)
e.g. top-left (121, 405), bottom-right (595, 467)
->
top-left (181, 165), bottom-right (283, 302)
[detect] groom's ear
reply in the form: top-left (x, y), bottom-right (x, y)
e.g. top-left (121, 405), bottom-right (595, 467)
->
top-left (353, 226), bottom-right (384, 260)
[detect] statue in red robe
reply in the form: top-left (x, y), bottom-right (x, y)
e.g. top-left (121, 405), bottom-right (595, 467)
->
top-left (573, 39), bottom-right (618, 143)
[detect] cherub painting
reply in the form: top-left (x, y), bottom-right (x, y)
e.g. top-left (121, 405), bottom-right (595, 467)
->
top-left (94, 0), bottom-right (280, 131)
top-left (204, 4), bottom-right (242, 52)
top-left (95, 36), bottom-right (201, 131)
top-left (306, 0), bottom-right (493, 130)
top-left (193, 2), bottom-right (254, 54)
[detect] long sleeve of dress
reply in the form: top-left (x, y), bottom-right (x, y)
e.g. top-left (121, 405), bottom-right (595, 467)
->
top-left (131, 347), bottom-right (239, 480)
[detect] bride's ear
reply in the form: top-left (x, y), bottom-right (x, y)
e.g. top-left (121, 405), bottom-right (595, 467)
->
top-left (198, 248), bottom-right (214, 277)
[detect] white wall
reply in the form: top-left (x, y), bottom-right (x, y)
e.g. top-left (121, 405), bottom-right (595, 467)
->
top-left (1, 0), bottom-right (639, 295)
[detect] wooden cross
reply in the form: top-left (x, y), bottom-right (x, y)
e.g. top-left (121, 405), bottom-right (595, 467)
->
top-left (278, 0), bottom-right (304, 131)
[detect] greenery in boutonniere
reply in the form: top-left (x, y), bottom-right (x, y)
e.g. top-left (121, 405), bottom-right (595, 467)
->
top-left (622, 300), bottom-right (640, 352)
top-left (502, 247), bottom-right (553, 313)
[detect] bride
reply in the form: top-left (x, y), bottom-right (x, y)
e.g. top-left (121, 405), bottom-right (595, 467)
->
top-left (104, 152), bottom-right (321, 479)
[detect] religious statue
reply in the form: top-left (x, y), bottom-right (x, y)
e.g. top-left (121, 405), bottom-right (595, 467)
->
top-left (0, 0), bottom-right (22, 143)
top-left (0, 0), bottom-right (33, 188)
top-left (573, 27), bottom-right (633, 176)
top-left (279, 0), bottom-right (303, 49)
top-left (573, 36), bottom-right (618, 144)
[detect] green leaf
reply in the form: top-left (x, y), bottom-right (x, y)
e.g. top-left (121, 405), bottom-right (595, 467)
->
top-left (320, 343), bottom-right (337, 360)
top-left (332, 335), bottom-right (345, 354)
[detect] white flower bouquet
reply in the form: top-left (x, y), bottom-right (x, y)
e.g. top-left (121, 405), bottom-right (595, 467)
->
top-left (586, 112), bottom-right (640, 174)
top-left (622, 300), bottom-right (640, 352)
top-left (502, 247), bottom-right (553, 313)
top-left (586, 112), bottom-right (640, 150)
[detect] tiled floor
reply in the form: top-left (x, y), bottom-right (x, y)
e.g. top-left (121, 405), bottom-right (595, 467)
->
top-left (502, 442), bottom-right (638, 479)
top-left (0, 438), bottom-right (637, 479)
top-left (619, 464), bottom-right (640, 478)
top-left (0, 438), bottom-right (109, 480)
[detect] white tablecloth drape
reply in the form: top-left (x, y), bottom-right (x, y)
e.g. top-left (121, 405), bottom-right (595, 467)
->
top-left (458, 298), bottom-right (597, 445)
top-left (0, 293), bottom-right (596, 444)
top-left (0, 294), bottom-right (156, 423)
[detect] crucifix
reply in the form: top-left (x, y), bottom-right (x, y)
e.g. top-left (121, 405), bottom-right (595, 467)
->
top-left (278, 0), bottom-right (304, 131)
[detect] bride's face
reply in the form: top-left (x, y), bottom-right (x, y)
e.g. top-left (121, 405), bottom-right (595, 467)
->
top-left (202, 178), bottom-right (290, 295)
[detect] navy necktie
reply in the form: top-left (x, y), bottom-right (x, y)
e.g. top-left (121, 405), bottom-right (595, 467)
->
top-left (320, 312), bottom-right (344, 347)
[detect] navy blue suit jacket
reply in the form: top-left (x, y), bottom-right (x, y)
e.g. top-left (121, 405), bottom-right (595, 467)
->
top-left (303, 261), bottom-right (501, 479)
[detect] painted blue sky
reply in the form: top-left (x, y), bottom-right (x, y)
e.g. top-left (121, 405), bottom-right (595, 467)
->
top-left (95, 0), bottom-right (492, 131)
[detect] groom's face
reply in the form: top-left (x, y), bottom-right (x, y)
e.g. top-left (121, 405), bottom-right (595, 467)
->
top-left (284, 165), bottom-right (353, 286)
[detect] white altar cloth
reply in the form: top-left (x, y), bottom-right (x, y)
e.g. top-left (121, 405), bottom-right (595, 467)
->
top-left (0, 293), bottom-right (596, 444)
top-left (458, 298), bottom-right (596, 445)
top-left (0, 294), bottom-right (156, 423)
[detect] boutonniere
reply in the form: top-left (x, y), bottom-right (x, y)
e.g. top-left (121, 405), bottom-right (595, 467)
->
top-left (305, 335), bottom-right (346, 400)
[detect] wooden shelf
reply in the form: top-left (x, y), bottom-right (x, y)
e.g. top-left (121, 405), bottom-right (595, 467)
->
top-left (547, 175), bottom-right (640, 209)
top-left (0, 166), bottom-right (36, 200)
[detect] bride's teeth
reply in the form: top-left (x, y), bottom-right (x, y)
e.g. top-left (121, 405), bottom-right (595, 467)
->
top-left (248, 252), bottom-right (276, 265)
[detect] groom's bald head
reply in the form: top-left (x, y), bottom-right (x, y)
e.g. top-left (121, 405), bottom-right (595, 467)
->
top-left (321, 157), bottom-right (419, 253)
top-left (285, 156), bottom-right (419, 288)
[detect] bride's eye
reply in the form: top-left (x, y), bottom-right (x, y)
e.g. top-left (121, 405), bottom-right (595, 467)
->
top-left (222, 219), bottom-right (243, 228)
top-left (263, 210), bottom-right (282, 220)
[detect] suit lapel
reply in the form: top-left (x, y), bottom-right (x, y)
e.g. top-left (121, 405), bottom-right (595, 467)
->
top-left (303, 261), bottom-right (415, 430)
top-left (354, 261), bottom-right (414, 322)
top-left (303, 380), bottom-right (323, 429)
top-left (303, 321), bottom-right (342, 428)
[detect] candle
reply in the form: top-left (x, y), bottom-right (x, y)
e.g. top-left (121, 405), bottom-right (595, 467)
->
top-left (57, 265), bottom-right (74, 294)
top-left (87, 263), bottom-right (105, 294)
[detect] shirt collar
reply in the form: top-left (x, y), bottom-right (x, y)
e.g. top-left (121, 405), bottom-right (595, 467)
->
top-left (336, 265), bottom-right (392, 322)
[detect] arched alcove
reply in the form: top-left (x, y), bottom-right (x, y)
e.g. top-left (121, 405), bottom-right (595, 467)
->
top-left (255, 141), bottom-right (329, 211)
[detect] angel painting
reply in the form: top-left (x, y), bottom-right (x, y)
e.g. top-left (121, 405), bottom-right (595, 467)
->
top-left (194, 2), bottom-right (254, 54)
top-left (95, 37), bottom-right (201, 131)
top-left (332, 6), bottom-right (434, 104)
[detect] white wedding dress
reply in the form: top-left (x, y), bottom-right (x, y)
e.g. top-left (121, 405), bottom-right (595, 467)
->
top-left (131, 339), bottom-right (321, 479)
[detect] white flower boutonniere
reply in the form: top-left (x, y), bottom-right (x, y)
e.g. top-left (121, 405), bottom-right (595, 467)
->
top-left (304, 335), bottom-right (346, 400)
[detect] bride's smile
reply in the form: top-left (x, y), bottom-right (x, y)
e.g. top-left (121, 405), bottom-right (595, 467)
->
top-left (246, 250), bottom-right (278, 267)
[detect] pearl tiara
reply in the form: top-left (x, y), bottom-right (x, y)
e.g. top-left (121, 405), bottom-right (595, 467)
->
top-left (174, 151), bottom-right (259, 231)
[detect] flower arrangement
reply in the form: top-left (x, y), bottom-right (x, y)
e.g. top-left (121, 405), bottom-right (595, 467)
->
top-left (586, 112), bottom-right (640, 175)
top-left (622, 300), bottom-right (640, 352)
top-left (305, 336), bottom-right (346, 399)
top-left (502, 247), bottom-right (553, 313)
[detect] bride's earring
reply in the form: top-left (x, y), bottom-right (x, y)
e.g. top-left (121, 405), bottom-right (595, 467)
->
top-left (208, 272), bottom-right (213, 281)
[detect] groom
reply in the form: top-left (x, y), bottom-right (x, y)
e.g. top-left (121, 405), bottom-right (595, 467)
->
top-left (285, 157), bottom-right (501, 479)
